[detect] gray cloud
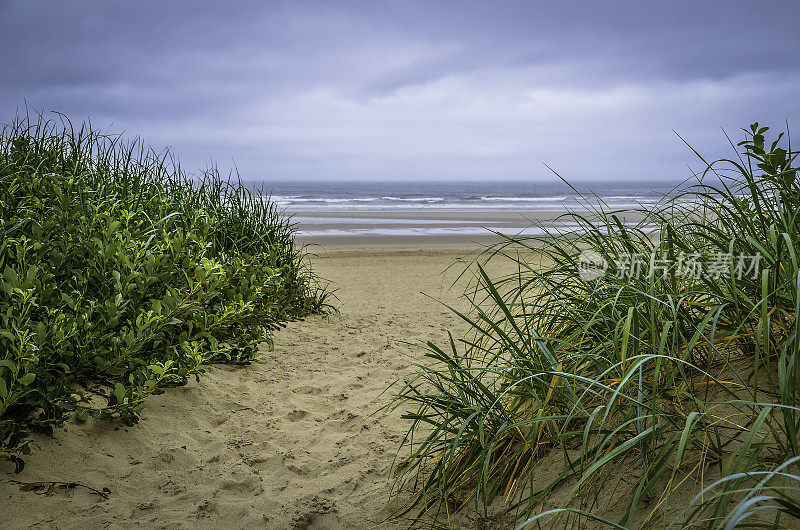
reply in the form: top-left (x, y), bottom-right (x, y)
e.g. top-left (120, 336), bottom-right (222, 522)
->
top-left (1, 1), bottom-right (799, 181)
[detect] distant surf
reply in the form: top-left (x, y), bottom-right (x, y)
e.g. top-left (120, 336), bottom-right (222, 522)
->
top-left (251, 179), bottom-right (680, 212)
top-left (245, 180), bottom-right (678, 242)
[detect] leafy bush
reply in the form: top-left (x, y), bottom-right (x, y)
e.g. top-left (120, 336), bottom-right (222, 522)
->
top-left (0, 113), bottom-right (330, 472)
top-left (391, 124), bottom-right (800, 528)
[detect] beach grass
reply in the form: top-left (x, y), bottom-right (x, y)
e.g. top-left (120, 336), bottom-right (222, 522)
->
top-left (390, 123), bottom-right (800, 528)
top-left (0, 111), bottom-right (331, 472)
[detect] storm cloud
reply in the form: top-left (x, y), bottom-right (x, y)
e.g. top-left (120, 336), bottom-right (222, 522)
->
top-left (1, 1), bottom-right (799, 181)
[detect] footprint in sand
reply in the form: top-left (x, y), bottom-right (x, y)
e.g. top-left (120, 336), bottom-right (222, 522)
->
top-left (294, 386), bottom-right (324, 395)
top-left (287, 409), bottom-right (309, 421)
top-left (291, 496), bottom-right (343, 530)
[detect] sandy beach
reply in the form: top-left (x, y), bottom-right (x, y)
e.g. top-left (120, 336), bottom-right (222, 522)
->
top-left (0, 241), bottom-right (515, 529)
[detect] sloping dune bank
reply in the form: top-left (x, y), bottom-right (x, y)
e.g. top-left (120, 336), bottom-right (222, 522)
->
top-left (1, 244), bottom-right (515, 529)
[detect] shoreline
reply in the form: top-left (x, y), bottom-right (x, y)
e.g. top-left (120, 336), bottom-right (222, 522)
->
top-left (291, 207), bottom-right (648, 247)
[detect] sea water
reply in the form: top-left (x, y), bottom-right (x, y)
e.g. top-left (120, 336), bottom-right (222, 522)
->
top-left (247, 179), bottom-right (682, 240)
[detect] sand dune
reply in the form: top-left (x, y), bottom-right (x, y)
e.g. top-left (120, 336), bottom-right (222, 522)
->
top-left (1, 244), bottom-right (510, 529)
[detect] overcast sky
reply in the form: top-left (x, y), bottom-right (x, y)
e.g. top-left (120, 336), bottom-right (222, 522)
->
top-left (1, 1), bottom-right (799, 181)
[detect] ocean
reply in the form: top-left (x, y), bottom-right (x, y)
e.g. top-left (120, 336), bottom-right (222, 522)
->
top-left (258, 179), bottom-right (679, 211)
top-left (248, 179), bottom-right (682, 242)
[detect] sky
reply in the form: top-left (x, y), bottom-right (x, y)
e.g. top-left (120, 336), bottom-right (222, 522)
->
top-left (1, 1), bottom-right (799, 182)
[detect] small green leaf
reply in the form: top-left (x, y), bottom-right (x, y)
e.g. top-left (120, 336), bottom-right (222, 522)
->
top-left (0, 359), bottom-right (17, 373)
top-left (55, 363), bottom-right (71, 373)
top-left (114, 382), bottom-right (126, 403)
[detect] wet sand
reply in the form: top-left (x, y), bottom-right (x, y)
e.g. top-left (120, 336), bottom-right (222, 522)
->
top-left (292, 208), bottom-right (646, 246)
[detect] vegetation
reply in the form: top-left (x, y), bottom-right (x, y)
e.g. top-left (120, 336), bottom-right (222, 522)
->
top-left (0, 112), bottom-right (330, 472)
top-left (391, 124), bottom-right (800, 528)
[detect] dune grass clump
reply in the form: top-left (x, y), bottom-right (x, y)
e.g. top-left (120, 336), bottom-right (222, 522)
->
top-left (391, 124), bottom-right (800, 528)
top-left (0, 112), bottom-right (331, 472)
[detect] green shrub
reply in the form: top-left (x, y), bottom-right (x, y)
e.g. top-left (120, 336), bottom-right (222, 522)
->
top-left (0, 113), bottom-right (331, 472)
top-left (391, 124), bottom-right (800, 528)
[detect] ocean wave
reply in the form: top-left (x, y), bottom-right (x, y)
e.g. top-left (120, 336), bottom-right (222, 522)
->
top-left (270, 194), bottom-right (662, 210)
top-left (379, 196), bottom-right (446, 202)
top-left (477, 196), bottom-right (570, 202)
top-left (273, 195), bottom-right (386, 202)
top-left (602, 195), bottom-right (660, 202)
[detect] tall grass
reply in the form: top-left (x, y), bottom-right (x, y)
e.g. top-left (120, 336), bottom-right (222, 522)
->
top-left (391, 123), bottom-right (800, 528)
top-left (0, 112), bottom-right (331, 472)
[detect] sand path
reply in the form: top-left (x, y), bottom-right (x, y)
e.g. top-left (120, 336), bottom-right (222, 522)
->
top-left (1, 246), bottom-right (497, 529)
